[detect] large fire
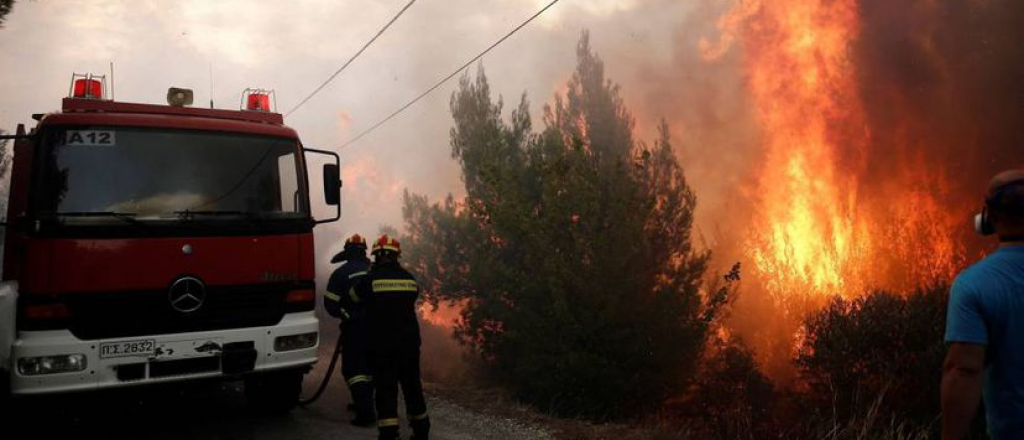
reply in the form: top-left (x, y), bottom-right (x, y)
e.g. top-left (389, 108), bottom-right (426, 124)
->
top-left (705, 0), bottom-right (964, 300)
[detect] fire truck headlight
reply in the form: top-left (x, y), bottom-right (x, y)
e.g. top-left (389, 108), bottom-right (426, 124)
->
top-left (274, 332), bottom-right (318, 352)
top-left (17, 354), bottom-right (88, 376)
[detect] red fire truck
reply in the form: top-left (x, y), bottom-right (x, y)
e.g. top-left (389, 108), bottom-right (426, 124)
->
top-left (0, 74), bottom-right (340, 412)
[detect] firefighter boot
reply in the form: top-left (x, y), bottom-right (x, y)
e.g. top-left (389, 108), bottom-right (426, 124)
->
top-left (377, 425), bottom-right (400, 440)
top-left (410, 417), bottom-right (430, 440)
top-left (350, 382), bottom-right (376, 427)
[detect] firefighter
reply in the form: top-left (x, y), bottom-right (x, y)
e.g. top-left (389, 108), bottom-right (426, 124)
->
top-left (353, 235), bottom-right (430, 440)
top-left (325, 233), bottom-right (375, 427)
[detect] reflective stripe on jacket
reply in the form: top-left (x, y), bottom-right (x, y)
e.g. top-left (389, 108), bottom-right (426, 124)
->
top-left (324, 257), bottom-right (371, 319)
top-left (354, 261), bottom-right (422, 352)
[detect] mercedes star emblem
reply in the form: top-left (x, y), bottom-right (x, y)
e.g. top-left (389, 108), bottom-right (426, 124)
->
top-left (168, 276), bottom-right (206, 313)
top-left (182, 244), bottom-right (194, 255)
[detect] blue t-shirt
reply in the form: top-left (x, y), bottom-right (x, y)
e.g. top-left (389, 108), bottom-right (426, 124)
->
top-left (946, 246), bottom-right (1024, 438)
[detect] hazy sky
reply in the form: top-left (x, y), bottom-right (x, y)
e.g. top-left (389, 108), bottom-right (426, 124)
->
top-left (0, 0), bottom-right (703, 277)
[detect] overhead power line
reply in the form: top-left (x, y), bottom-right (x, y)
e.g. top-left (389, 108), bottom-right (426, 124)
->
top-left (340, 0), bottom-right (562, 150)
top-left (285, 0), bottom-right (418, 117)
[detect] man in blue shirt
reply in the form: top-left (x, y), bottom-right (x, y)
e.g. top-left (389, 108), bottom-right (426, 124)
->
top-left (944, 170), bottom-right (1024, 440)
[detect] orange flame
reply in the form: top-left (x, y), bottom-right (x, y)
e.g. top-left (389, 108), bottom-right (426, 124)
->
top-left (419, 300), bottom-right (465, 329)
top-left (707, 0), bottom-right (963, 299)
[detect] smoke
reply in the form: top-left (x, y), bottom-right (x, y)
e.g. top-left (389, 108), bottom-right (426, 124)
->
top-left (626, 0), bottom-right (762, 254)
top-left (854, 0), bottom-right (1024, 226)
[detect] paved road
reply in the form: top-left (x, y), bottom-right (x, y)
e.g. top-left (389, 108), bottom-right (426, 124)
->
top-left (7, 320), bottom-right (552, 440)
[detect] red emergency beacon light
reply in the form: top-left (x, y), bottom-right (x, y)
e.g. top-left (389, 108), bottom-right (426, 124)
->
top-left (247, 93), bottom-right (270, 111)
top-left (68, 73), bottom-right (106, 99)
top-left (242, 88), bottom-right (275, 112)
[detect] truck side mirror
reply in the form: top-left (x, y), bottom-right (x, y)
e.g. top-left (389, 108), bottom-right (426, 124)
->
top-left (304, 147), bottom-right (341, 225)
top-left (323, 164), bottom-right (341, 206)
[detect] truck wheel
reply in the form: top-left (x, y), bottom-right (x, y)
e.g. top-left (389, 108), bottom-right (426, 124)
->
top-left (244, 369), bottom-right (302, 414)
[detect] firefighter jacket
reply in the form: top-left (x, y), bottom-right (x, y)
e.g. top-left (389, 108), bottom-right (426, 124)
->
top-left (352, 261), bottom-right (422, 353)
top-left (324, 256), bottom-right (371, 320)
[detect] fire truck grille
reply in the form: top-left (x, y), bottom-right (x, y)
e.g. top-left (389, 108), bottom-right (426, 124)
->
top-left (61, 283), bottom-right (303, 340)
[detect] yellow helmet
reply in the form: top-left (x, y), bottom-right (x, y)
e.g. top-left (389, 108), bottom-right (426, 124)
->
top-left (371, 234), bottom-right (401, 255)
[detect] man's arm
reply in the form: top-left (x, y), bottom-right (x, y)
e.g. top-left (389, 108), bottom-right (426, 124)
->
top-left (323, 271), bottom-right (345, 318)
top-left (337, 268), bottom-right (365, 307)
top-left (351, 270), bottom-right (374, 304)
top-left (941, 343), bottom-right (985, 440)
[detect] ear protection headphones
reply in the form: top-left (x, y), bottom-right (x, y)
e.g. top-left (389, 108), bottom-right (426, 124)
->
top-left (975, 204), bottom-right (996, 236)
top-left (976, 179), bottom-right (1024, 237)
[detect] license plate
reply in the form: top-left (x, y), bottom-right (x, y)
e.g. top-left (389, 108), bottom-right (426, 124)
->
top-left (100, 339), bottom-right (156, 359)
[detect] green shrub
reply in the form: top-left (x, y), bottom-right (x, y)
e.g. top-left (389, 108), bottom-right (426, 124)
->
top-left (795, 287), bottom-right (948, 430)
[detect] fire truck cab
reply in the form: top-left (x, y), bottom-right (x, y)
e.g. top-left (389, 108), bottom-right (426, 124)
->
top-left (0, 75), bottom-right (339, 412)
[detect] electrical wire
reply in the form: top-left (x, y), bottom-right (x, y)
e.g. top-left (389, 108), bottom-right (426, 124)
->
top-left (340, 0), bottom-right (562, 150)
top-left (285, 0), bottom-right (418, 117)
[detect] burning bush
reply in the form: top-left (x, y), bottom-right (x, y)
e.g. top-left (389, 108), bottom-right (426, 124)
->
top-left (401, 33), bottom-right (728, 420)
top-left (795, 286), bottom-right (950, 431)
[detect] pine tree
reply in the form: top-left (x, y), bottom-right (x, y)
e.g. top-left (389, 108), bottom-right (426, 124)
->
top-left (403, 32), bottom-right (728, 419)
top-left (0, 1), bottom-right (15, 28)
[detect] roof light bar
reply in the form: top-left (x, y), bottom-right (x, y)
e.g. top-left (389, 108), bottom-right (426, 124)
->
top-left (69, 73), bottom-right (107, 100)
top-left (242, 88), bottom-right (276, 112)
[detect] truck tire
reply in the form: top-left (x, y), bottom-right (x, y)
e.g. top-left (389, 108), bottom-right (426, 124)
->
top-left (244, 369), bottom-right (303, 414)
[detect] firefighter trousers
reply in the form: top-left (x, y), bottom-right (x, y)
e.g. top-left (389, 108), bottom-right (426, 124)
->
top-left (341, 318), bottom-right (375, 421)
top-left (371, 347), bottom-right (429, 439)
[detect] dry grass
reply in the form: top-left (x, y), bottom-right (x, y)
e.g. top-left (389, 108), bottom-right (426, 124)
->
top-left (426, 380), bottom-right (939, 440)
top-left (426, 382), bottom-right (697, 440)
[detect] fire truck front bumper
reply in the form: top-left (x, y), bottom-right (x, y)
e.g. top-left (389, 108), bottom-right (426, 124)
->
top-left (7, 312), bottom-right (319, 396)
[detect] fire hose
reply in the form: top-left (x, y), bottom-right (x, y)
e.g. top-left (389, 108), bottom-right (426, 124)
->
top-left (297, 328), bottom-right (344, 407)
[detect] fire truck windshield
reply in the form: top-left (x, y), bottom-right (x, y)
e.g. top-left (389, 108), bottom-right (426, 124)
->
top-left (33, 126), bottom-right (310, 234)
